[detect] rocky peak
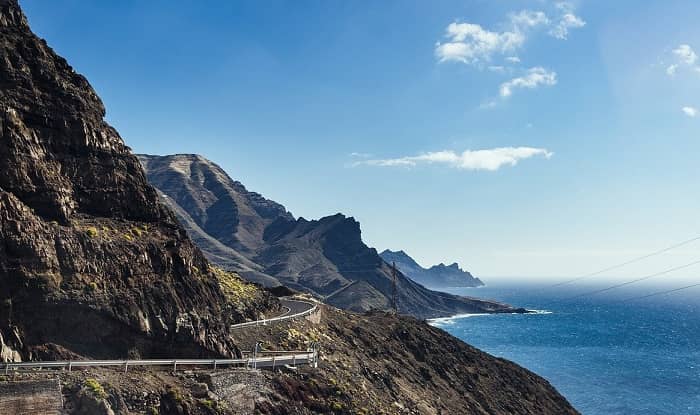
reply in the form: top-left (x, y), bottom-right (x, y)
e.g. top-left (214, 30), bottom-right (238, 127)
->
top-left (0, 1), bottom-right (26, 28)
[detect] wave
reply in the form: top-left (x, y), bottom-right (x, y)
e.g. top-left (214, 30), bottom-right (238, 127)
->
top-left (427, 313), bottom-right (491, 327)
top-left (427, 309), bottom-right (552, 327)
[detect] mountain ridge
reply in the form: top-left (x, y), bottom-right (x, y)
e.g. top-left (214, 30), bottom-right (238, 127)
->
top-left (138, 153), bottom-right (521, 319)
top-left (381, 249), bottom-right (484, 288)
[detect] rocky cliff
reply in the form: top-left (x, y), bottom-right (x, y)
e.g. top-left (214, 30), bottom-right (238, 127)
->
top-left (139, 154), bottom-right (522, 319)
top-left (0, 0), bottom-right (276, 361)
top-left (381, 249), bottom-right (484, 288)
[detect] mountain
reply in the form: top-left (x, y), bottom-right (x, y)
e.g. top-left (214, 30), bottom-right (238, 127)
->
top-left (381, 249), bottom-right (484, 288)
top-left (138, 154), bottom-right (523, 318)
top-left (0, 0), bottom-right (276, 361)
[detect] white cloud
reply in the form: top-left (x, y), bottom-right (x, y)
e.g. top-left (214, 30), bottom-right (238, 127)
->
top-left (548, 2), bottom-right (585, 40)
top-left (666, 64), bottom-right (678, 76)
top-left (666, 44), bottom-right (700, 76)
top-left (682, 106), bottom-right (698, 117)
top-left (510, 10), bottom-right (549, 30)
top-left (499, 67), bottom-right (557, 97)
top-left (673, 44), bottom-right (698, 65)
top-left (354, 147), bottom-right (553, 171)
top-left (436, 5), bottom-right (584, 66)
top-left (435, 22), bottom-right (524, 64)
top-left (549, 13), bottom-right (586, 39)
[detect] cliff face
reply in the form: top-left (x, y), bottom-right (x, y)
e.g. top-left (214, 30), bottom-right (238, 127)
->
top-left (381, 249), bottom-right (484, 288)
top-left (0, 0), bottom-right (276, 361)
top-left (139, 154), bottom-right (521, 319)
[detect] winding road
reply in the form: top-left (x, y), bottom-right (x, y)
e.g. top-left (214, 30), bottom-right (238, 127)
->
top-left (230, 297), bottom-right (318, 329)
top-left (0, 297), bottom-right (321, 373)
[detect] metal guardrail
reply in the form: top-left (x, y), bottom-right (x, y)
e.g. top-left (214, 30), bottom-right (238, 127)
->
top-left (0, 348), bottom-right (319, 374)
top-left (0, 300), bottom-right (322, 374)
top-left (231, 299), bottom-right (318, 329)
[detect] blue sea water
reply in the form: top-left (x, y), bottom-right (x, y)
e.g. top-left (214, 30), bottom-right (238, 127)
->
top-left (430, 282), bottom-right (700, 415)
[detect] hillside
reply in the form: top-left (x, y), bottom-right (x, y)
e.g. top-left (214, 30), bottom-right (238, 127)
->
top-left (139, 154), bottom-right (524, 319)
top-left (381, 249), bottom-right (484, 288)
top-left (0, 0), bottom-right (276, 360)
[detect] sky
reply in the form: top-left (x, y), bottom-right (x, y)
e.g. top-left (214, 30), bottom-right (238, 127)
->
top-left (20, 0), bottom-right (700, 282)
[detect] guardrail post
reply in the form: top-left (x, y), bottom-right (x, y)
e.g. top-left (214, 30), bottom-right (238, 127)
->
top-left (173, 360), bottom-right (177, 371)
top-left (292, 355), bottom-right (296, 368)
top-left (272, 356), bottom-right (275, 370)
top-left (124, 361), bottom-right (128, 373)
top-left (213, 360), bottom-right (217, 370)
top-left (68, 361), bottom-right (72, 372)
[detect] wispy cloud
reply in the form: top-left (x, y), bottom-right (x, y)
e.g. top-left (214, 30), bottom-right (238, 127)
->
top-left (500, 67), bottom-right (557, 98)
top-left (549, 3), bottom-right (586, 40)
top-left (674, 44), bottom-right (698, 65)
top-left (353, 147), bottom-right (553, 171)
top-left (682, 106), bottom-right (698, 117)
top-left (435, 4), bottom-right (584, 67)
top-left (666, 44), bottom-right (700, 76)
top-left (434, 22), bottom-right (524, 64)
top-left (509, 10), bottom-right (550, 30)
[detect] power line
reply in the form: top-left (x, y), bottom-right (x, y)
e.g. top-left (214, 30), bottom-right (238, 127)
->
top-left (552, 259), bottom-right (700, 303)
top-left (391, 261), bottom-right (398, 314)
top-left (548, 235), bottom-right (700, 288)
top-left (621, 282), bottom-right (700, 302)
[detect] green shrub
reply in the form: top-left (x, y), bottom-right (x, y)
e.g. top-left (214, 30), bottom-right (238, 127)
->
top-left (87, 282), bottom-right (98, 291)
top-left (85, 227), bottom-right (98, 238)
top-left (84, 378), bottom-right (107, 399)
top-left (123, 233), bottom-right (133, 241)
top-left (131, 227), bottom-right (143, 237)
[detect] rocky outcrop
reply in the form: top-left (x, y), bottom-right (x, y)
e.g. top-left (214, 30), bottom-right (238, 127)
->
top-left (139, 154), bottom-right (523, 319)
top-left (381, 249), bottom-right (484, 288)
top-left (0, 0), bottom-right (276, 361)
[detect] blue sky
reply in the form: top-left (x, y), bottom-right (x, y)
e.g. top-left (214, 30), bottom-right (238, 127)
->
top-left (22, 0), bottom-right (700, 281)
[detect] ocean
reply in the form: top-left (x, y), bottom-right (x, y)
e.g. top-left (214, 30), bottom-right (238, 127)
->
top-left (430, 281), bottom-right (700, 415)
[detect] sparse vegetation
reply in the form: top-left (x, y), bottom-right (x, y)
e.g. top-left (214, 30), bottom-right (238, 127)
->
top-left (84, 378), bottom-right (107, 399)
top-left (211, 267), bottom-right (258, 301)
top-left (199, 398), bottom-right (214, 409)
top-left (87, 282), bottom-right (98, 291)
top-left (123, 233), bottom-right (133, 241)
top-left (85, 226), bottom-right (98, 238)
top-left (131, 226), bottom-right (143, 237)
